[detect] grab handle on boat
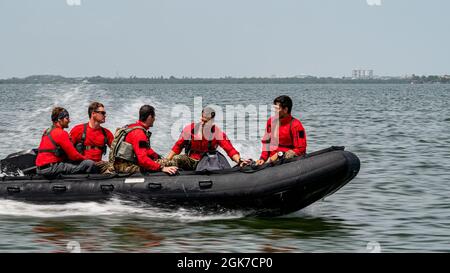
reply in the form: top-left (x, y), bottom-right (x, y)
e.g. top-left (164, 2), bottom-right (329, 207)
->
top-left (199, 180), bottom-right (213, 189)
top-left (7, 186), bottom-right (21, 194)
top-left (100, 184), bottom-right (115, 193)
top-left (52, 185), bottom-right (67, 193)
top-left (148, 183), bottom-right (162, 191)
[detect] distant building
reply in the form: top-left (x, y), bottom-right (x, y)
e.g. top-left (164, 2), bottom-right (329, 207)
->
top-left (294, 74), bottom-right (313, 79)
top-left (352, 69), bottom-right (374, 79)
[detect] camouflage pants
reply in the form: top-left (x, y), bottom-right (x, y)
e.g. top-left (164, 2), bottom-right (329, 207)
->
top-left (95, 161), bottom-right (115, 174)
top-left (170, 154), bottom-right (199, 171)
top-left (113, 158), bottom-right (179, 174)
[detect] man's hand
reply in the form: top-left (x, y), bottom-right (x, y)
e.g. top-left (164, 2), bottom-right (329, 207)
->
top-left (269, 153), bottom-right (279, 162)
top-left (285, 150), bottom-right (297, 159)
top-left (162, 166), bottom-right (178, 175)
top-left (239, 159), bottom-right (252, 167)
top-left (255, 159), bottom-right (265, 166)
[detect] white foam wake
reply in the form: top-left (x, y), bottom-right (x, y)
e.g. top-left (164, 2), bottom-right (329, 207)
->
top-left (0, 198), bottom-right (245, 222)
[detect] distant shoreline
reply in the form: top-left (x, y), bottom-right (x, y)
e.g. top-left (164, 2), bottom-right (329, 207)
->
top-left (1, 75), bottom-right (449, 84)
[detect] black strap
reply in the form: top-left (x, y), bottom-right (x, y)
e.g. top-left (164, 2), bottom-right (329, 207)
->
top-left (147, 131), bottom-right (152, 148)
top-left (207, 124), bottom-right (216, 153)
top-left (101, 127), bottom-right (108, 155)
top-left (185, 123), bottom-right (200, 155)
top-left (78, 123), bottom-right (88, 153)
top-left (207, 140), bottom-right (213, 153)
top-left (183, 124), bottom-right (196, 155)
top-left (46, 128), bottom-right (58, 148)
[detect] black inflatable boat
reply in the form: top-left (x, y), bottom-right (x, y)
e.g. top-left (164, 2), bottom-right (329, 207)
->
top-left (0, 147), bottom-right (360, 216)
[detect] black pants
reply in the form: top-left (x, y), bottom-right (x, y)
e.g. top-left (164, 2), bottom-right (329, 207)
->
top-left (37, 160), bottom-right (97, 177)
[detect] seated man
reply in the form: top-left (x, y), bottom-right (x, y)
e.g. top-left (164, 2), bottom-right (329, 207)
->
top-left (70, 102), bottom-right (114, 173)
top-left (256, 95), bottom-right (307, 166)
top-left (166, 107), bottom-right (250, 171)
top-left (36, 107), bottom-right (96, 177)
top-left (110, 105), bottom-right (178, 175)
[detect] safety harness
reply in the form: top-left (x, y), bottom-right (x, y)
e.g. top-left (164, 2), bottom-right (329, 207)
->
top-left (37, 126), bottom-right (65, 157)
top-left (184, 123), bottom-right (217, 156)
top-left (75, 123), bottom-right (108, 155)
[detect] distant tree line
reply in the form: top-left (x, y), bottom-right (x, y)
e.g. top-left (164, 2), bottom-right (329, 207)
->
top-left (410, 74), bottom-right (450, 84)
top-left (1, 75), bottom-right (449, 84)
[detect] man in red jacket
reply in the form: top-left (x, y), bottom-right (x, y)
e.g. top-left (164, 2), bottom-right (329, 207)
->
top-left (35, 107), bottom-right (96, 176)
top-left (166, 107), bottom-right (250, 170)
top-left (256, 95), bottom-right (307, 166)
top-left (70, 102), bottom-right (114, 172)
top-left (112, 105), bottom-right (178, 175)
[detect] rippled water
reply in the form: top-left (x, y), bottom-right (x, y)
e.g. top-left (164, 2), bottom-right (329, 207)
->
top-left (0, 83), bottom-right (449, 252)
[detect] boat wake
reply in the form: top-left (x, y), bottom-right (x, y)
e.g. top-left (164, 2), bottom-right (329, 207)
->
top-left (0, 197), bottom-right (246, 222)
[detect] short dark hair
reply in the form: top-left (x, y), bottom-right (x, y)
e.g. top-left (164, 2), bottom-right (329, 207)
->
top-left (51, 107), bottom-right (68, 122)
top-left (139, 105), bottom-right (155, 122)
top-left (88, 102), bottom-right (104, 118)
top-left (274, 95), bottom-right (293, 114)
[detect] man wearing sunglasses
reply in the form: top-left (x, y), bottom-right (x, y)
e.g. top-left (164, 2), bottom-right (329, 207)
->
top-left (70, 102), bottom-right (114, 172)
top-left (35, 107), bottom-right (96, 177)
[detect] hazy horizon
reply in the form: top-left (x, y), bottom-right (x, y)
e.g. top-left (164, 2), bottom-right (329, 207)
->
top-left (1, 73), bottom-right (443, 80)
top-left (1, 0), bottom-right (449, 78)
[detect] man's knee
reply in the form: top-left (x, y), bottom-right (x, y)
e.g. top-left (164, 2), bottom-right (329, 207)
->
top-left (174, 155), bottom-right (197, 170)
top-left (114, 161), bottom-right (140, 174)
top-left (79, 160), bottom-right (96, 173)
top-left (97, 161), bottom-right (114, 174)
top-left (82, 159), bottom-right (95, 167)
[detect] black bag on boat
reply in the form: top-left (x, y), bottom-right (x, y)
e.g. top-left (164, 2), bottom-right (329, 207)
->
top-left (0, 149), bottom-right (38, 175)
top-left (195, 151), bottom-right (231, 173)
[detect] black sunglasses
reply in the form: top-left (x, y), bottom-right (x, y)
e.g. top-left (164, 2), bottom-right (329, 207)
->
top-left (94, 110), bottom-right (106, 116)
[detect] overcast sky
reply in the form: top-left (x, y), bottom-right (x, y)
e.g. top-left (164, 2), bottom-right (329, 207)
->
top-left (0, 0), bottom-right (449, 78)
